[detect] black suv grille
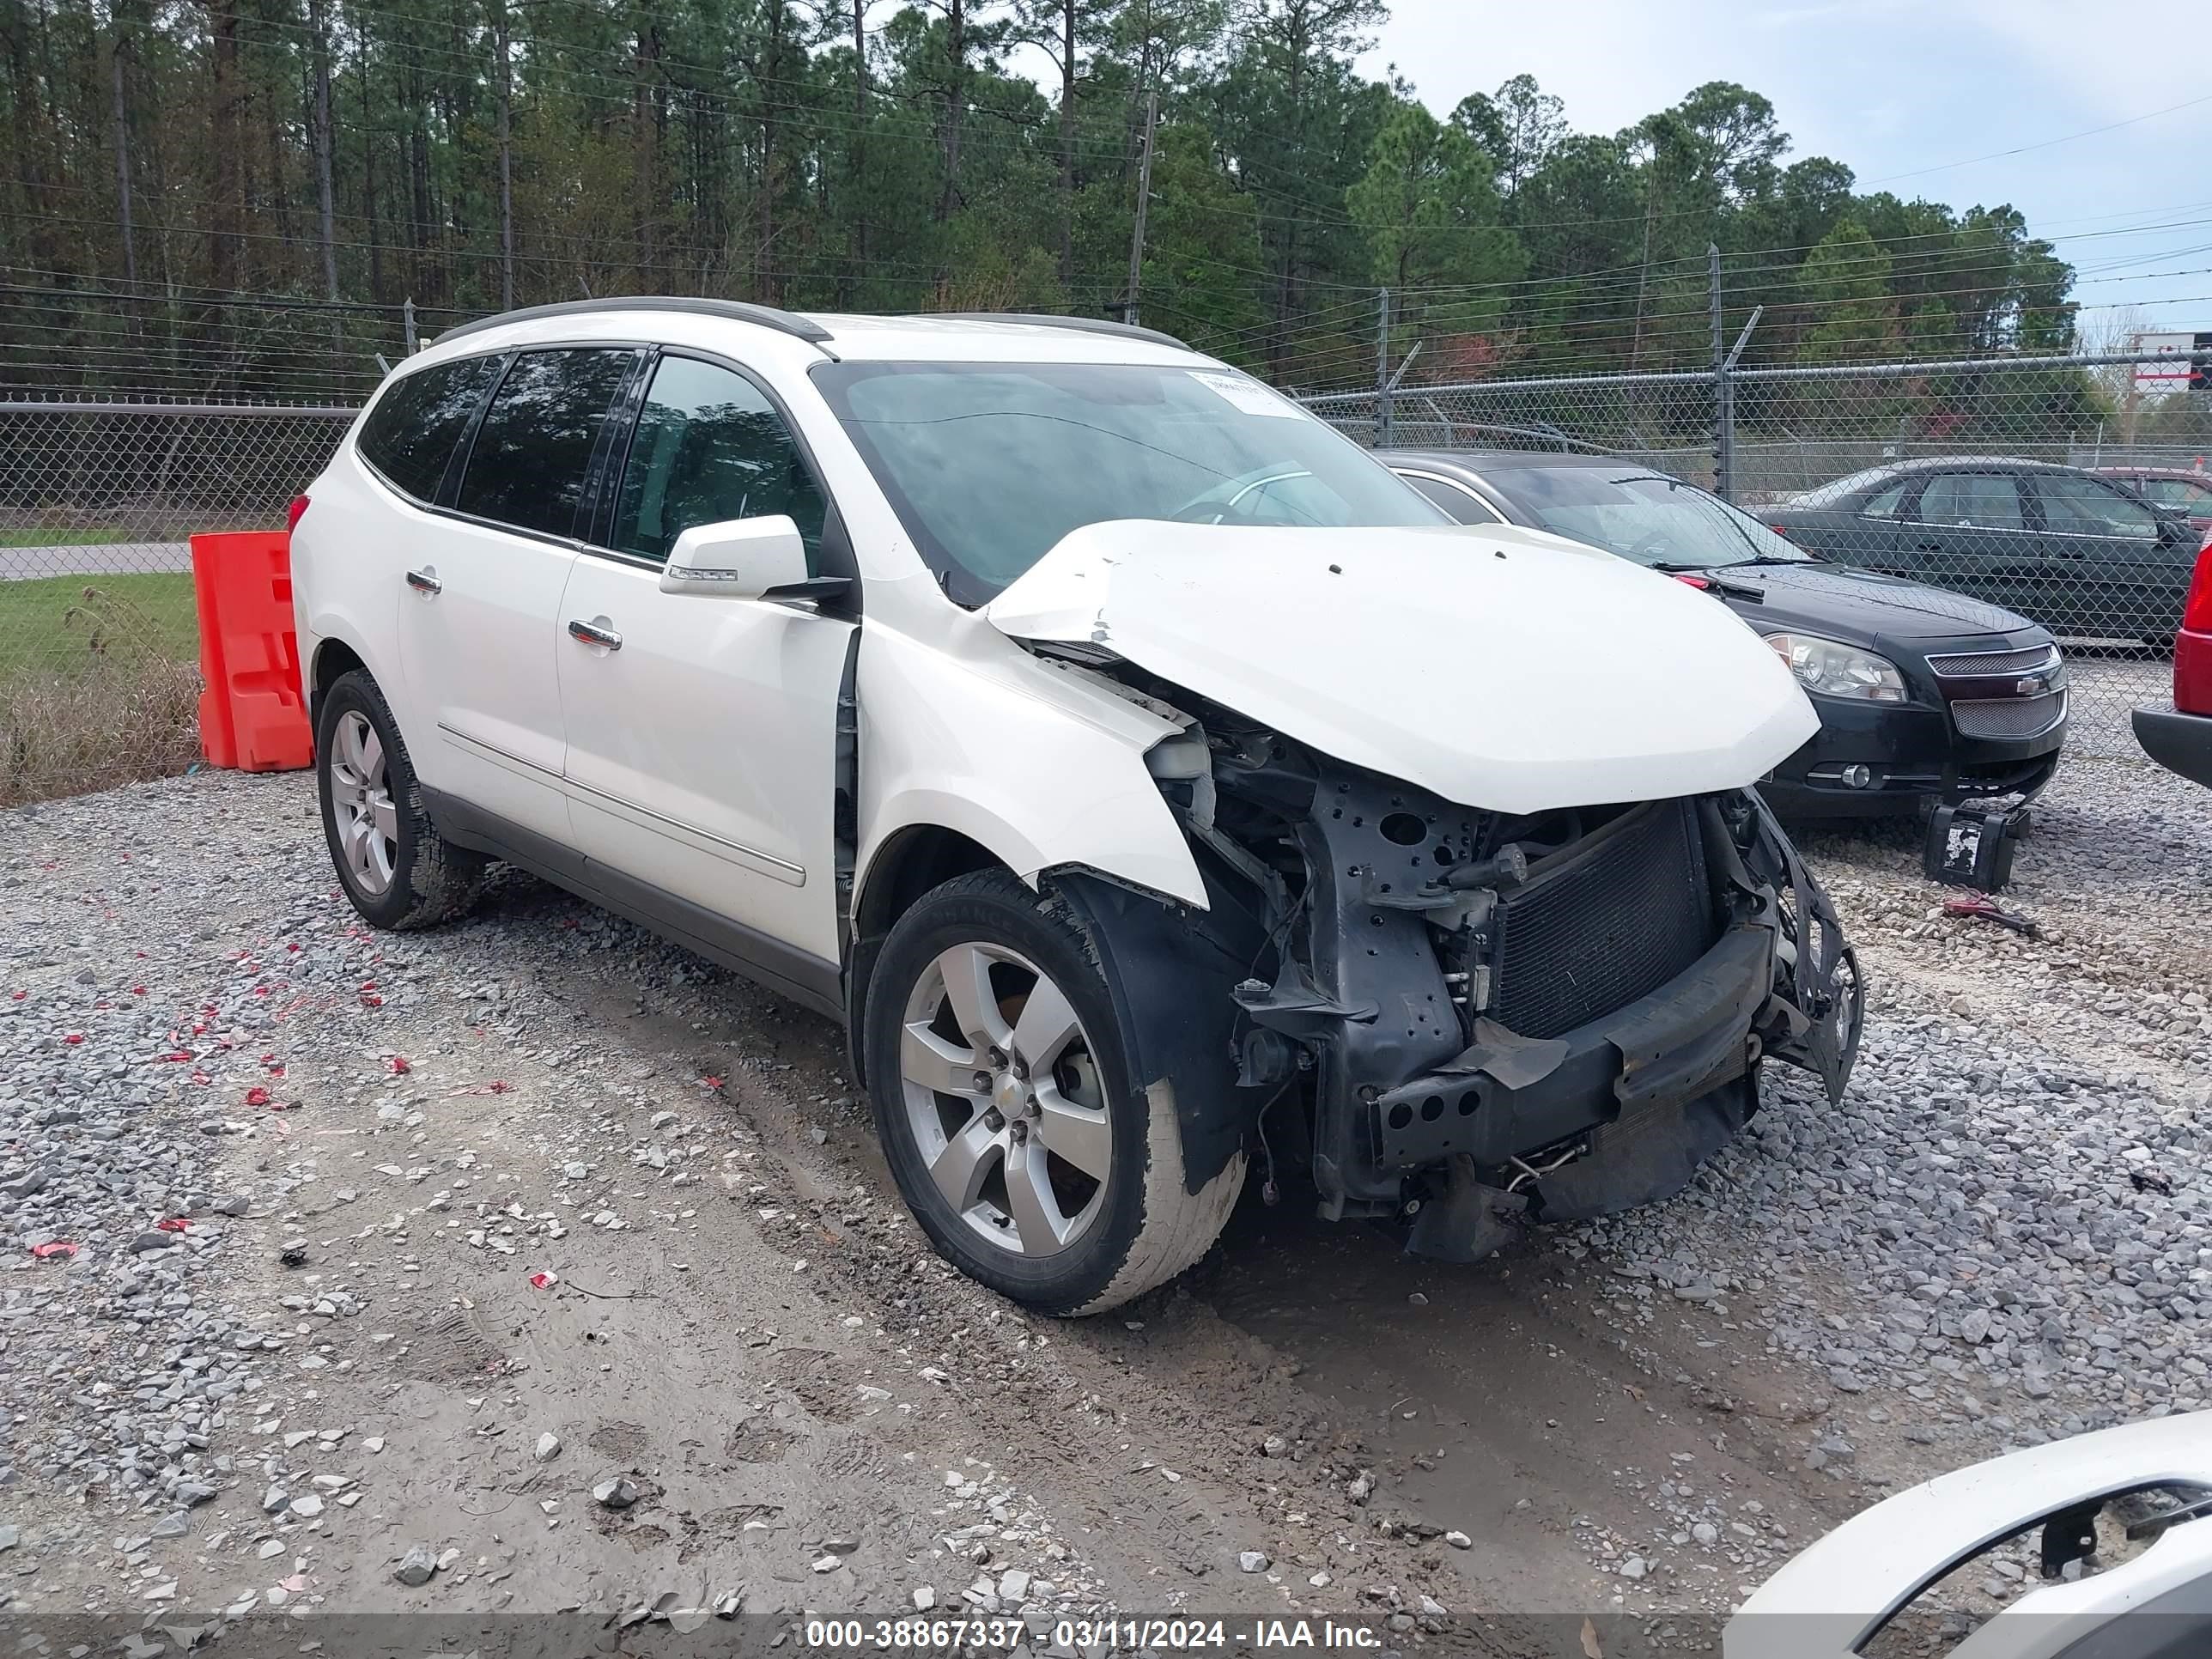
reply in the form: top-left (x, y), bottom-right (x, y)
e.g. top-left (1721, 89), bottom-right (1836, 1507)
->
top-left (1491, 800), bottom-right (1715, 1041)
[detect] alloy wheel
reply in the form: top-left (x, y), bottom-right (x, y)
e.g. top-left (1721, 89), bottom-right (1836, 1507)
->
top-left (328, 709), bottom-right (399, 896)
top-left (897, 941), bottom-right (1113, 1257)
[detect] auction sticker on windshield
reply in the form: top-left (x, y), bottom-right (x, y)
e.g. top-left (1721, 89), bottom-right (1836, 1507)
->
top-left (1189, 369), bottom-right (1302, 417)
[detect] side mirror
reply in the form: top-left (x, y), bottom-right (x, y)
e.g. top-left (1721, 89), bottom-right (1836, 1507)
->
top-left (659, 516), bottom-right (811, 599)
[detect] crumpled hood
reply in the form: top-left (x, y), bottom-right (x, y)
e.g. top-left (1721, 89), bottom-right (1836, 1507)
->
top-left (984, 520), bottom-right (1820, 816)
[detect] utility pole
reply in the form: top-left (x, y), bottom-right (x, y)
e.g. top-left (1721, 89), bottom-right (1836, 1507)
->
top-left (1123, 87), bottom-right (1158, 328)
top-left (1376, 287), bottom-right (1393, 447)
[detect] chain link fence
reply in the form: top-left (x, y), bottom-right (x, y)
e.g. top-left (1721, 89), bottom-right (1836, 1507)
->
top-left (1305, 349), bottom-right (2212, 763)
top-left (3, 349), bottom-right (2206, 805)
top-left (0, 399), bottom-right (356, 805)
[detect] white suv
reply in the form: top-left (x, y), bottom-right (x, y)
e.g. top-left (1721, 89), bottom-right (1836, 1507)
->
top-left (292, 300), bottom-right (1863, 1315)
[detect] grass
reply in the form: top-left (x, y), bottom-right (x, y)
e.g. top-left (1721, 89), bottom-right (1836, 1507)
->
top-left (0, 573), bottom-right (200, 677)
top-left (0, 527), bottom-right (137, 547)
top-left (0, 580), bottom-right (204, 807)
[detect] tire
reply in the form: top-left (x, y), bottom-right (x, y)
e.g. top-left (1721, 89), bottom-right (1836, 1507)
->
top-left (315, 668), bottom-right (489, 931)
top-left (864, 869), bottom-right (1243, 1316)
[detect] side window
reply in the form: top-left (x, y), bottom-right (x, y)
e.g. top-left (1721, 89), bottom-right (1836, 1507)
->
top-left (1399, 472), bottom-right (1503, 524)
top-left (1917, 472), bottom-right (2025, 531)
top-left (1858, 481), bottom-right (1910, 520)
top-left (455, 348), bottom-right (635, 538)
top-left (356, 356), bottom-right (504, 502)
top-left (2037, 474), bottom-right (2157, 538)
top-left (2141, 477), bottom-right (2212, 512)
top-left (611, 356), bottom-right (829, 568)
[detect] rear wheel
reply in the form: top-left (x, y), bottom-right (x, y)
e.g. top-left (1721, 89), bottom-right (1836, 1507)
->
top-left (864, 869), bottom-right (1243, 1315)
top-left (315, 669), bottom-right (488, 930)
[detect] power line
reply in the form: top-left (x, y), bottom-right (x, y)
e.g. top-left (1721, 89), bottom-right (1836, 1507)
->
top-left (1860, 91), bottom-right (2212, 187)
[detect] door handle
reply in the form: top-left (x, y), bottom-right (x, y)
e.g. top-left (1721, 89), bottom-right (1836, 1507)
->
top-left (567, 617), bottom-right (623, 651)
top-left (405, 568), bottom-right (441, 594)
top-left (1914, 540), bottom-right (1943, 552)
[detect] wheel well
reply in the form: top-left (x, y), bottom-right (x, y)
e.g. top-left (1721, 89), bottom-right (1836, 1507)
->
top-left (854, 824), bottom-right (1004, 942)
top-left (845, 825), bottom-right (1006, 1092)
top-left (309, 639), bottom-right (367, 726)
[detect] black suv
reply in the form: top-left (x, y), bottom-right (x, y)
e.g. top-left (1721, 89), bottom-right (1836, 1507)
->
top-left (1385, 448), bottom-right (2067, 819)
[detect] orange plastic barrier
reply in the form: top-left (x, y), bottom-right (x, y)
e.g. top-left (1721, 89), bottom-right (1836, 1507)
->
top-left (190, 532), bottom-right (313, 772)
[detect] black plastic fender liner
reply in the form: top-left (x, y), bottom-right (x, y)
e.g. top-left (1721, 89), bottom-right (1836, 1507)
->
top-left (1741, 792), bottom-right (1865, 1104)
top-left (1046, 867), bottom-right (1274, 1196)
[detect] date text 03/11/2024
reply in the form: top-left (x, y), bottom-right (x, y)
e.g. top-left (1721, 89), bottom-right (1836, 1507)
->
top-left (802, 1618), bottom-right (1387, 1652)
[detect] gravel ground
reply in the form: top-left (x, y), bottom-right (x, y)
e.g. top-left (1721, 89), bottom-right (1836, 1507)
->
top-left (0, 732), bottom-right (2204, 1650)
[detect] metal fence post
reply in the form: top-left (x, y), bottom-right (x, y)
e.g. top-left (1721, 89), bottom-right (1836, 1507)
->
top-left (1709, 244), bottom-right (1734, 500)
top-left (1376, 287), bottom-right (1393, 449)
top-left (403, 297), bottom-right (417, 355)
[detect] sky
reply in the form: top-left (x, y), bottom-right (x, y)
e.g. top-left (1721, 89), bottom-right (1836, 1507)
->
top-left (1356, 0), bottom-right (2212, 341)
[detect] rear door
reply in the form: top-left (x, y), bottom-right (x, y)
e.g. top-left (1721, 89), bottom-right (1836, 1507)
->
top-left (2030, 471), bottom-right (2191, 642)
top-left (395, 344), bottom-right (638, 841)
top-left (1899, 470), bottom-right (2045, 623)
top-left (555, 350), bottom-right (857, 974)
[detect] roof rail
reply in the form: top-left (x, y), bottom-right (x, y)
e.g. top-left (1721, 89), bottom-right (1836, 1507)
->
top-left (934, 312), bottom-right (1190, 351)
top-left (434, 295), bottom-right (835, 347)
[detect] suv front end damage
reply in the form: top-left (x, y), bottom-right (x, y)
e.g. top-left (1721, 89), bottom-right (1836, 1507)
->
top-left (1144, 706), bottom-right (1862, 1261)
top-left (985, 516), bottom-right (1860, 1258)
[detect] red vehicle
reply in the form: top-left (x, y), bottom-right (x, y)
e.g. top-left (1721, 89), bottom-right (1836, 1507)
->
top-left (2099, 465), bottom-right (2212, 538)
top-left (2134, 537), bottom-right (2212, 787)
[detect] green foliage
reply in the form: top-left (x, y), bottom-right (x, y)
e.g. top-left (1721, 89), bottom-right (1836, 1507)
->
top-left (0, 1), bottom-right (2081, 399)
top-left (1796, 220), bottom-right (1896, 365)
top-left (1346, 103), bottom-right (1519, 292)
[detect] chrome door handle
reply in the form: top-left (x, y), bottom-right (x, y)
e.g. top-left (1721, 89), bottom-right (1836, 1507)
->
top-left (405, 568), bottom-right (441, 594)
top-left (567, 617), bottom-right (623, 651)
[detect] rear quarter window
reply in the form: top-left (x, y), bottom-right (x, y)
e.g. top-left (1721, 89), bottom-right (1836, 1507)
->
top-left (356, 356), bottom-right (505, 503)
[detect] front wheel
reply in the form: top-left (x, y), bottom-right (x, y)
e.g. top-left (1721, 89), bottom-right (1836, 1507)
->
top-left (863, 870), bottom-right (1243, 1316)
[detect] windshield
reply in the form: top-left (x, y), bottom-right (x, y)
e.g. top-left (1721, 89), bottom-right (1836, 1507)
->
top-left (1481, 465), bottom-right (1813, 569)
top-left (810, 359), bottom-right (1448, 603)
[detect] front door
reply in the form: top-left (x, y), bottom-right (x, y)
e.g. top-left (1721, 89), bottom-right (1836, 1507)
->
top-left (556, 351), bottom-right (857, 974)
top-left (395, 345), bottom-right (637, 841)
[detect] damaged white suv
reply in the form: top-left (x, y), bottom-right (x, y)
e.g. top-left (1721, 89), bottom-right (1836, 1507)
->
top-left (291, 301), bottom-right (1863, 1314)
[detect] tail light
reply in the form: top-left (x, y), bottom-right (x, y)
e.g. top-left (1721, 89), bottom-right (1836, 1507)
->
top-left (286, 494), bottom-right (312, 535)
top-left (2184, 539), bottom-right (2212, 635)
top-left (1671, 573), bottom-right (1711, 590)
top-left (2176, 539), bottom-right (2212, 716)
